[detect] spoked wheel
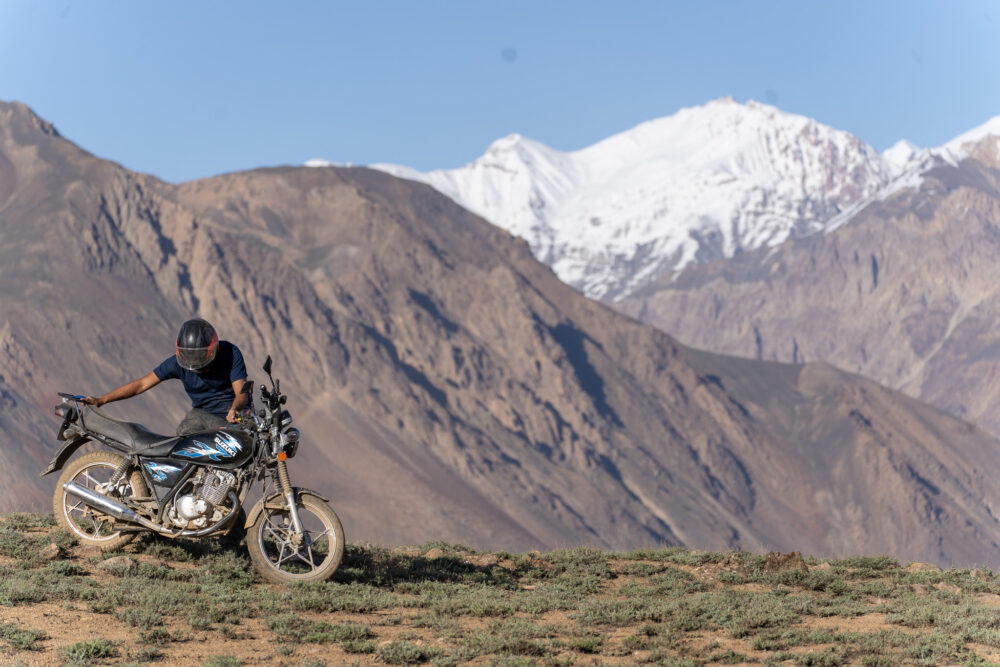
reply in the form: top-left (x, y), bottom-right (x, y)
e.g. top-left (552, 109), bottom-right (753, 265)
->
top-left (53, 451), bottom-right (148, 551)
top-left (247, 492), bottom-right (344, 584)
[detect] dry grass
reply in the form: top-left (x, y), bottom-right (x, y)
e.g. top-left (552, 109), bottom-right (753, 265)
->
top-left (2, 514), bottom-right (1000, 665)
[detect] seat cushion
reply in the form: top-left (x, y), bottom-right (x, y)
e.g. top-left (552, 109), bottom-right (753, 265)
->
top-left (80, 406), bottom-right (176, 453)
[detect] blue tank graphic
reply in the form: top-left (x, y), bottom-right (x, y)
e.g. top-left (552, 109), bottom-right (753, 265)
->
top-left (144, 462), bottom-right (182, 482)
top-left (140, 459), bottom-right (189, 496)
top-left (167, 430), bottom-right (253, 468)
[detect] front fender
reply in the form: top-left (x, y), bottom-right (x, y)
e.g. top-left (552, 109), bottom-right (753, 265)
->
top-left (244, 487), bottom-right (330, 530)
top-left (39, 435), bottom-right (91, 477)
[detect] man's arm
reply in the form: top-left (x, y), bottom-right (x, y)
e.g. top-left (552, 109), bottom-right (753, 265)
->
top-left (84, 372), bottom-right (161, 407)
top-left (226, 378), bottom-right (248, 423)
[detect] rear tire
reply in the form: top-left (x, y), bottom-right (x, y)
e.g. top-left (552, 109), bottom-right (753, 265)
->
top-left (247, 493), bottom-right (344, 584)
top-left (53, 451), bottom-right (148, 552)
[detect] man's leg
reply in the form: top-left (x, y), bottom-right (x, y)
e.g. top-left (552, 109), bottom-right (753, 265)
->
top-left (176, 408), bottom-right (229, 436)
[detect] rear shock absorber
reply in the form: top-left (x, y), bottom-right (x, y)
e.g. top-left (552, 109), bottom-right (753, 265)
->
top-left (108, 457), bottom-right (132, 489)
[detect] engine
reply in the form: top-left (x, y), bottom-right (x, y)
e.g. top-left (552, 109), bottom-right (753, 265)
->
top-left (166, 469), bottom-right (237, 529)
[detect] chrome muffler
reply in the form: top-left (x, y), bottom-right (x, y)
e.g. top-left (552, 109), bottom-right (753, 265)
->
top-left (63, 482), bottom-right (240, 538)
top-left (63, 481), bottom-right (163, 532)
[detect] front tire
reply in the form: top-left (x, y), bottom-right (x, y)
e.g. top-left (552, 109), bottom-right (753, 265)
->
top-left (247, 493), bottom-right (344, 584)
top-left (53, 451), bottom-right (149, 552)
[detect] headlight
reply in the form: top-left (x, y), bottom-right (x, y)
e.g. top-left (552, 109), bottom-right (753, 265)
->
top-left (280, 427), bottom-right (300, 458)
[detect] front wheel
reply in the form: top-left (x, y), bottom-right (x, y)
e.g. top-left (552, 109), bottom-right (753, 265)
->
top-left (247, 492), bottom-right (344, 584)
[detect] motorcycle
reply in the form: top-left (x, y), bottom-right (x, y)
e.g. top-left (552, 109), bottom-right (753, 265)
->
top-left (40, 356), bottom-right (344, 584)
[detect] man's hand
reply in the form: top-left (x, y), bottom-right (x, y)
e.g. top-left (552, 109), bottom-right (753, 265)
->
top-left (82, 396), bottom-right (104, 407)
top-left (228, 378), bottom-right (248, 424)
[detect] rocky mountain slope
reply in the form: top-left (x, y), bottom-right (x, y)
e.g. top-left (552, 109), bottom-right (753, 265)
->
top-left (3, 100), bottom-right (1000, 565)
top-left (371, 98), bottom-right (921, 300)
top-left (370, 97), bottom-right (1000, 444)
top-left (618, 124), bottom-right (1000, 439)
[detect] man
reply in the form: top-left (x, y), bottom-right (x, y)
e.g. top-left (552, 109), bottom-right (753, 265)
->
top-left (85, 318), bottom-right (249, 436)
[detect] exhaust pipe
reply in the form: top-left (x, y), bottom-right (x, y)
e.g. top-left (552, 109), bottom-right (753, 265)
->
top-left (63, 482), bottom-right (240, 538)
top-left (63, 481), bottom-right (163, 533)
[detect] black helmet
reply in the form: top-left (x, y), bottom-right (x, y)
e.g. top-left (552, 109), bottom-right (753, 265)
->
top-left (175, 318), bottom-right (219, 371)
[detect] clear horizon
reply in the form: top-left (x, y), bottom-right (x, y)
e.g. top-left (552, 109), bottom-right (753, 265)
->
top-left (2, 1), bottom-right (998, 183)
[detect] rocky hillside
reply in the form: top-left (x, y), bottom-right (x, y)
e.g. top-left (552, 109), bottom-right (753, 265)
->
top-left (618, 130), bottom-right (1000, 439)
top-left (3, 100), bottom-right (1000, 565)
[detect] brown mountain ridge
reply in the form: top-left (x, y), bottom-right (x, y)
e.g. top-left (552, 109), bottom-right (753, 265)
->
top-left (2, 100), bottom-right (1000, 566)
top-left (619, 134), bottom-right (1000, 439)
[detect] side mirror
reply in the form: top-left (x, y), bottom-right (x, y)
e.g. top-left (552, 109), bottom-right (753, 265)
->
top-left (263, 356), bottom-right (272, 376)
top-left (240, 380), bottom-right (254, 396)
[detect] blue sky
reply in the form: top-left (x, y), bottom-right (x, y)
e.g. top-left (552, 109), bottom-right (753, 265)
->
top-left (1, 1), bottom-right (998, 182)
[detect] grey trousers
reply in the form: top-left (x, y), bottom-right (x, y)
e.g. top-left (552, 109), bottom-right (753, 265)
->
top-left (176, 408), bottom-right (229, 437)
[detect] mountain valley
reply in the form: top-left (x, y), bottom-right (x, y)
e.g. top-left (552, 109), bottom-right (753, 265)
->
top-left (370, 100), bottom-right (1000, 446)
top-left (2, 100), bottom-right (1000, 565)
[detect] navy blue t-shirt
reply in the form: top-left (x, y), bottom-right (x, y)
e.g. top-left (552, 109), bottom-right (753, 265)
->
top-left (153, 341), bottom-right (248, 417)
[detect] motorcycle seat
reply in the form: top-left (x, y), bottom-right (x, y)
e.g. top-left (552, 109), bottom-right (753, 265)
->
top-left (80, 406), bottom-right (177, 454)
top-left (134, 438), bottom-right (183, 458)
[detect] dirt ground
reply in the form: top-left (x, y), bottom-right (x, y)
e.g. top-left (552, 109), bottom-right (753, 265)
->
top-left (4, 523), bottom-right (1000, 666)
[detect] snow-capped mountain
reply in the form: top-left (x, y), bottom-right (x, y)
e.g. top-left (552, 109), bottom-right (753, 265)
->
top-left (938, 115), bottom-right (1000, 165)
top-left (366, 98), bottom-right (927, 300)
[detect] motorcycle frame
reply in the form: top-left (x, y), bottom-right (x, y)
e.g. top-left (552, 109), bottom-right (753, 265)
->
top-left (44, 368), bottom-right (301, 540)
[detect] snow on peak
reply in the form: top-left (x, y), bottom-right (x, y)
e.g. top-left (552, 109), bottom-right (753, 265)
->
top-left (938, 115), bottom-right (1000, 164)
top-left (373, 99), bottom-right (898, 300)
top-left (882, 139), bottom-right (924, 175)
top-left (486, 133), bottom-right (527, 152)
top-left (362, 102), bottom-right (1000, 301)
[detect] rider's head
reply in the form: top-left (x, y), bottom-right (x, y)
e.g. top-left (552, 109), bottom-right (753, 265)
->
top-left (175, 318), bottom-right (219, 372)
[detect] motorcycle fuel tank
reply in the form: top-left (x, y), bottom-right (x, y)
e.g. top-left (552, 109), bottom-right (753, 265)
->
top-left (166, 429), bottom-right (254, 469)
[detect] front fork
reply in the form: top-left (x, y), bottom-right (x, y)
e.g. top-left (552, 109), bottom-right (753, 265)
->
top-left (274, 459), bottom-right (305, 539)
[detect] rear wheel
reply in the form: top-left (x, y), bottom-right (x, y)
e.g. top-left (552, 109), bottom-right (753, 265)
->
top-left (247, 493), bottom-right (344, 584)
top-left (53, 451), bottom-right (148, 552)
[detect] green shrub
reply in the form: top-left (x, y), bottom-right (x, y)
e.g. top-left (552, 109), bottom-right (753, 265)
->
top-left (115, 608), bottom-right (163, 630)
top-left (302, 622), bottom-right (372, 644)
top-left (377, 640), bottom-right (442, 664)
top-left (202, 657), bottom-right (242, 667)
top-left (0, 622), bottom-right (47, 651)
top-left (1, 514), bottom-right (56, 531)
top-left (128, 645), bottom-right (164, 662)
top-left (342, 639), bottom-right (376, 653)
top-left (795, 647), bottom-right (848, 667)
top-left (0, 526), bottom-right (74, 563)
top-left (61, 639), bottom-right (116, 666)
top-left (573, 597), bottom-right (667, 626)
top-left (834, 556), bottom-right (900, 571)
top-left (138, 628), bottom-right (175, 645)
top-left (859, 657), bottom-right (897, 667)
top-left (568, 635), bottom-right (602, 653)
